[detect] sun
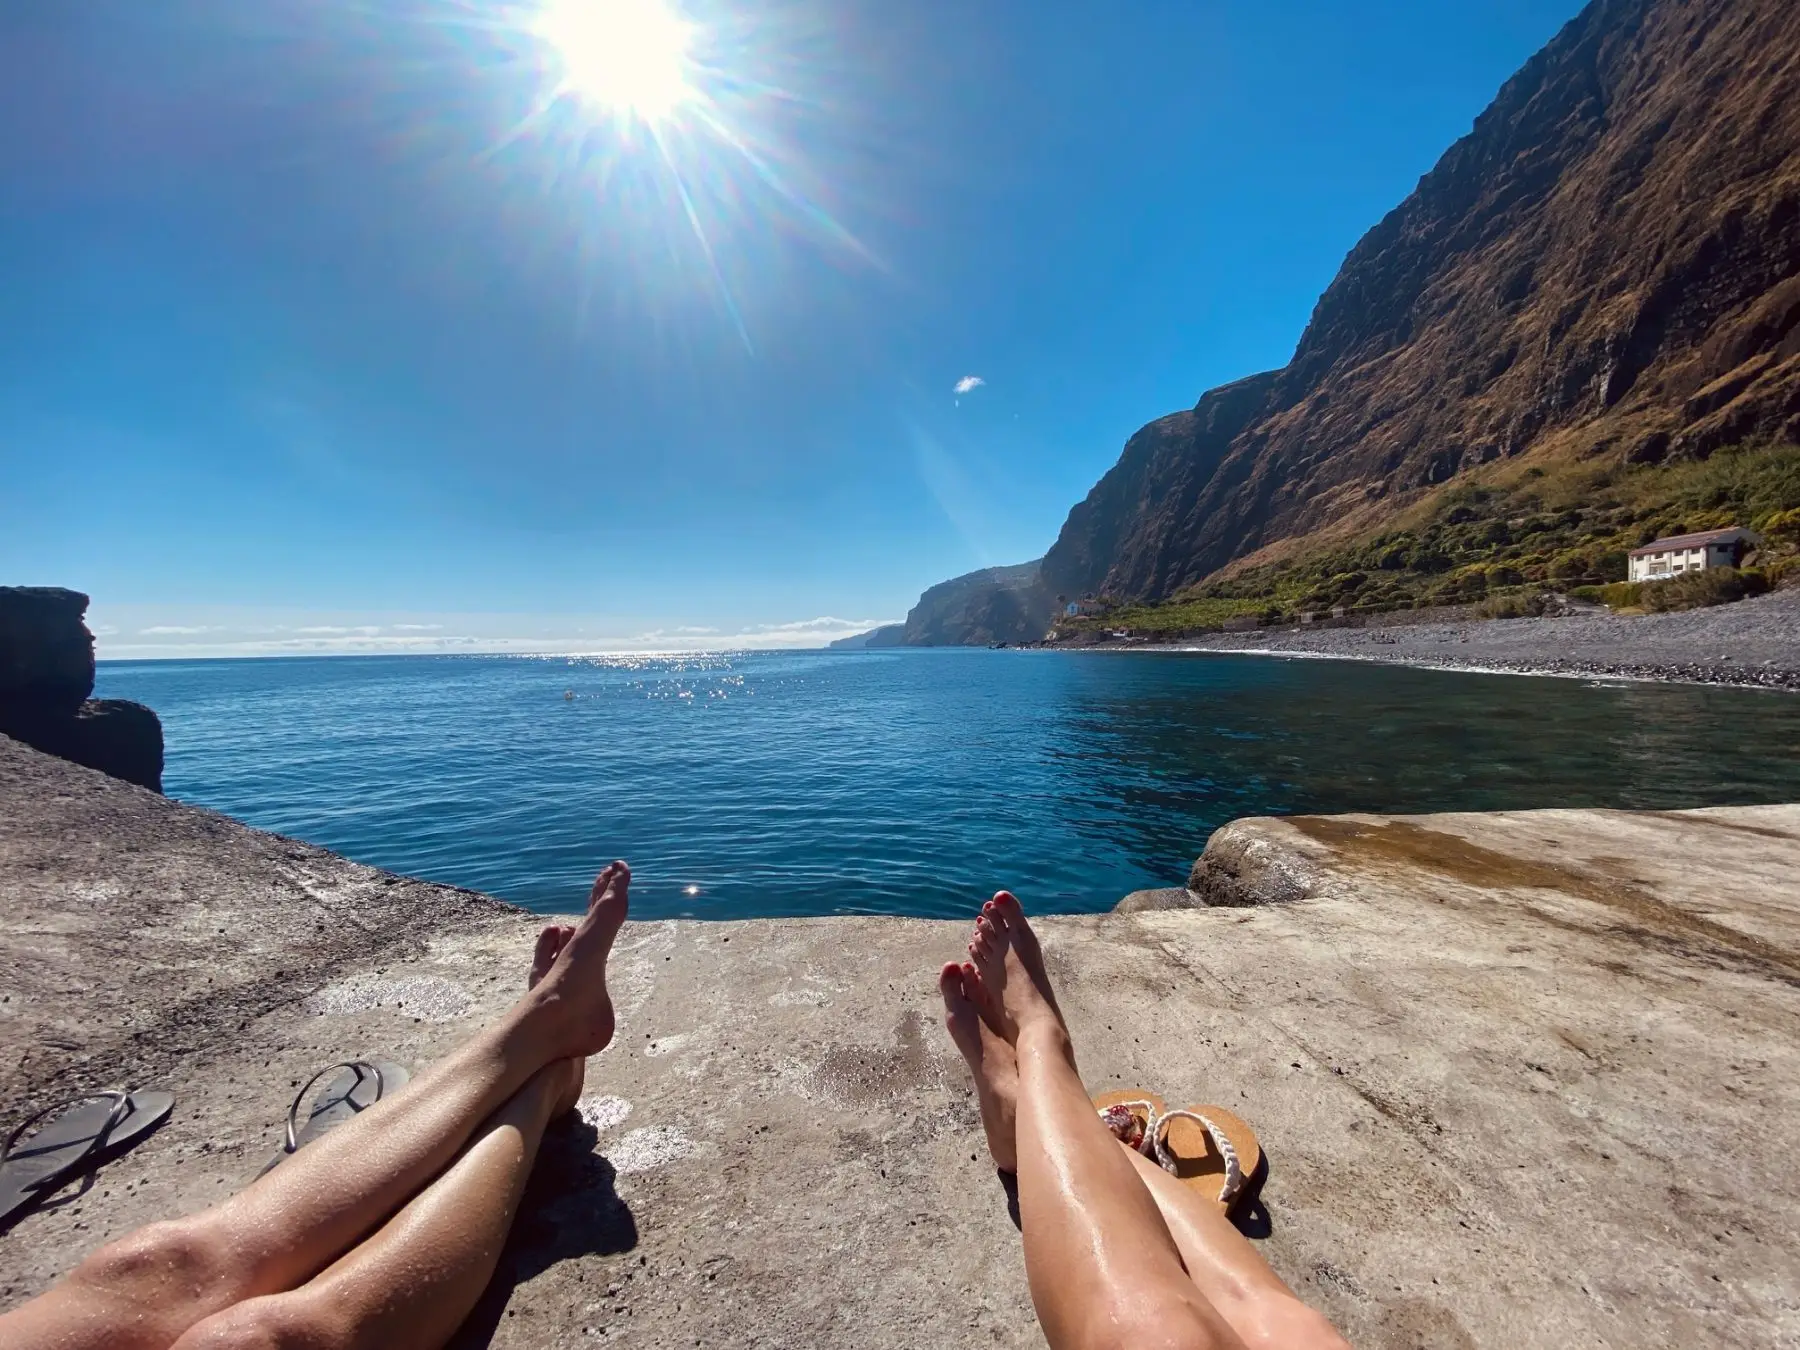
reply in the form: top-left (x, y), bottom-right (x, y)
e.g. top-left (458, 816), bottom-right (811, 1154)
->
top-left (534, 0), bottom-right (697, 122)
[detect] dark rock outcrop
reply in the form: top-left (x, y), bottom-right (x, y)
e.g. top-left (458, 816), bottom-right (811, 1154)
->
top-left (901, 562), bottom-right (1054, 647)
top-left (0, 587), bottom-right (95, 711)
top-left (921, 0), bottom-right (1800, 637)
top-left (0, 587), bottom-right (163, 791)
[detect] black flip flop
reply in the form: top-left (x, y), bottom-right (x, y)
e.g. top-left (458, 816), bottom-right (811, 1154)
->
top-left (261, 1060), bottom-right (410, 1176)
top-left (1, 1089), bottom-right (175, 1233)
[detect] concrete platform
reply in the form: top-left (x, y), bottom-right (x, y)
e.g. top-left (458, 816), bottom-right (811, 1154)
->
top-left (3, 733), bottom-right (1798, 1347)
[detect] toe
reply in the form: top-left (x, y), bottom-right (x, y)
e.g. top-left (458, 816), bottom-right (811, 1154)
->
top-left (588, 862), bottom-right (618, 905)
top-left (939, 962), bottom-right (972, 1015)
top-left (583, 862), bottom-right (631, 929)
top-left (530, 926), bottom-right (562, 987)
top-left (992, 891), bottom-right (1024, 925)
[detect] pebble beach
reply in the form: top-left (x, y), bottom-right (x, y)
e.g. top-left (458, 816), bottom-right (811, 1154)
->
top-left (1164, 586), bottom-right (1800, 690)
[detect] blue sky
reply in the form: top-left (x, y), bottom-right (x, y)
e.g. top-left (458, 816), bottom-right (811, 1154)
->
top-left (0, 0), bottom-right (1585, 657)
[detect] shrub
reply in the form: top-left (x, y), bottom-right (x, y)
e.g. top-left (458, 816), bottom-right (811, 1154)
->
top-left (1549, 550), bottom-right (1591, 581)
top-left (1477, 593), bottom-right (1536, 619)
top-left (1638, 567), bottom-right (1769, 613)
top-left (1569, 586), bottom-right (1604, 603)
top-left (1760, 507), bottom-right (1800, 546)
top-left (1601, 581), bottom-right (1645, 609)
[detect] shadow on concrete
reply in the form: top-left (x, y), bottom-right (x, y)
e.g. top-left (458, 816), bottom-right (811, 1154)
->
top-left (1232, 1196), bottom-right (1273, 1240)
top-left (1231, 1152), bottom-right (1274, 1240)
top-left (450, 1119), bottom-right (638, 1349)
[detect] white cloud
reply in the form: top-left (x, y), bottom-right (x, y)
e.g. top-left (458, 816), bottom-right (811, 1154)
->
top-left (953, 375), bottom-right (985, 396)
top-left (94, 611), bottom-right (905, 660)
top-left (748, 616), bottom-right (873, 635)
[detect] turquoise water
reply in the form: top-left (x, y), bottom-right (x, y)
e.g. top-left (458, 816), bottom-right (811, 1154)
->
top-left (96, 650), bottom-right (1800, 920)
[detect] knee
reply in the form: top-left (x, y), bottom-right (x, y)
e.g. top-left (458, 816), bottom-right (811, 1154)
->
top-left (173, 1294), bottom-right (345, 1350)
top-left (74, 1218), bottom-right (239, 1308)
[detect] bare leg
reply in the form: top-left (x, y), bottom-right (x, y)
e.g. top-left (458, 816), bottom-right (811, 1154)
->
top-left (939, 961), bottom-right (1019, 1175)
top-left (968, 893), bottom-right (1249, 1350)
top-left (170, 1058), bottom-right (579, 1350)
top-left (945, 903), bottom-right (1347, 1350)
top-left (0, 865), bottom-right (631, 1350)
top-left (1119, 1148), bottom-right (1347, 1350)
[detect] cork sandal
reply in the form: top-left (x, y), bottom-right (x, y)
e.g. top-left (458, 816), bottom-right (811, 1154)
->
top-left (1150, 1104), bottom-right (1263, 1217)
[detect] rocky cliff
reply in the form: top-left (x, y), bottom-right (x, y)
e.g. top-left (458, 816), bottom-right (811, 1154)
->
top-left (900, 562), bottom-right (1054, 646)
top-left (0, 587), bottom-right (164, 791)
top-left (828, 623), bottom-right (908, 650)
top-left (921, 0), bottom-right (1800, 636)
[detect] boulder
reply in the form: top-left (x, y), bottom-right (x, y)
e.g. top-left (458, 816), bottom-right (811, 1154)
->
top-left (0, 587), bottom-right (163, 792)
top-left (0, 587), bottom-right (95, 712)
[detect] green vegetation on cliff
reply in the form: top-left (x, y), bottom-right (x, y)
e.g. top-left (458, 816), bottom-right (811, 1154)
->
top-left (1058, 441), bottom-right (1800, 637)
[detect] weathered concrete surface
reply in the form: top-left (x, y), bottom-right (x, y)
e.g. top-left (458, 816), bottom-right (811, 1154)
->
top-left (4, 733), bottom-right (1800, 1348)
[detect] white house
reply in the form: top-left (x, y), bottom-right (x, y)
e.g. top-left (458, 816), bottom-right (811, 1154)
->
top-left (1627, 527), bottom-right (1757, 582)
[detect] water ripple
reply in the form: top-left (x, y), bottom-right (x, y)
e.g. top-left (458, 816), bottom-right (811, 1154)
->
top-left (96, 650), bottom-right (1800, 919)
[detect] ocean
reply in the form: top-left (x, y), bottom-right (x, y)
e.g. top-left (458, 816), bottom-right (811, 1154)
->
top-left (96, 649), bottom-right (1800, 920)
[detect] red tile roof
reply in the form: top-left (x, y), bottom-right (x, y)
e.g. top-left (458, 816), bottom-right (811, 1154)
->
top-left (1628, 527), bottom-right (1751, 557)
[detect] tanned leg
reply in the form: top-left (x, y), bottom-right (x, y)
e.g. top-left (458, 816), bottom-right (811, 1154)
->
top-left (939, 960), bottom-right (1018, 1175)
top-left (1118, 1148), bottom-right (1349, 1350)
top-left (0, 864), bottom-right (630, 1350)
top-left (968, 892), bottom-right (1248, 1350)
top-left (943, 900), bottom-right (1348, 1350)
top-left (170, 935), bottom-right (589, 1350)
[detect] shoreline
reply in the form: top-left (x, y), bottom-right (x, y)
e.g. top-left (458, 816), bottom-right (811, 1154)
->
top-left (1114, 643), bottom-right (1800, 691)
top-left (1048, 585), bottom-right (1800, 691)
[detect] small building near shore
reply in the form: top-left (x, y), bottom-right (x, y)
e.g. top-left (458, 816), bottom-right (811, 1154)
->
top-left (1627, 527), bottom-right (1757, 581)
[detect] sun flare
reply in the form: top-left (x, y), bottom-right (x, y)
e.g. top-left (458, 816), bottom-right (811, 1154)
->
top-left (534, 0), bottom-right (697, 122)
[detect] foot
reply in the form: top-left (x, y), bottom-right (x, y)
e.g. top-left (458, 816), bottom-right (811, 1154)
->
top-left (940, 960), bottom-right (1019, 1173)
top-left (530, 924), bottom-right (585, 1116)
top-left (966, 891), bottom-right (1066, 1049)
top-left (527, 860), bottom-right (632, 1061)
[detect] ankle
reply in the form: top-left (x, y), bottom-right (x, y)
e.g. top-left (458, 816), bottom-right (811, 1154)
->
top-left (1015, 1013), bottom-right (1073, 1064)
top-left (503, 990), bottom-right (580, 1066)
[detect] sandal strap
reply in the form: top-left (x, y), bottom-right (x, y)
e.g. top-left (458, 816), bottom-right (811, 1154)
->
top-left (3, 1090), bottom-right (133, 1185)
top-left (1152, 1108), bottom-right (1244, 1206)
top-left (283, 1062), bottom-right (385, 1155)
top-left (1096, 1099), bottom-right (1160, 1157)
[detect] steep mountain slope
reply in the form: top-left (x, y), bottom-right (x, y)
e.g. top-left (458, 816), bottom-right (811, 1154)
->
top-left (828, 623), bottom-right (907, 650)
top-left (976, 0), bottom-right (1800, 628)
top-left (900, 562), bottom-right (1053, 646)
